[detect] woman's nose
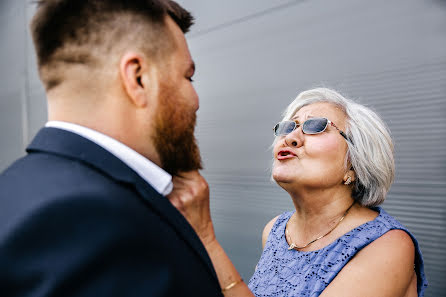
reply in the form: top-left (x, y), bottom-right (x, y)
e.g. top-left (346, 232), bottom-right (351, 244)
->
top-left (284, 128), bottom-right (303, 148)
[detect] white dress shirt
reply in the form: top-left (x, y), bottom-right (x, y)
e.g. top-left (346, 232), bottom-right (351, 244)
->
top-left (45, 121), bottom-right (173, 196)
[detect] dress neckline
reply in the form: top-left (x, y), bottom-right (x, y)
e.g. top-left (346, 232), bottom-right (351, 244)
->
top-left (281, 206), bottom-right (383, 254)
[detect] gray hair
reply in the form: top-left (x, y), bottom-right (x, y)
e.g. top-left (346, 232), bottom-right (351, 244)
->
top-left (277, 88), bottom-right (394, 207)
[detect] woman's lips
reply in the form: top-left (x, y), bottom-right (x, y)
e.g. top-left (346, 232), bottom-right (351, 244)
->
top-left (277, 149), bottom-right (297, 160)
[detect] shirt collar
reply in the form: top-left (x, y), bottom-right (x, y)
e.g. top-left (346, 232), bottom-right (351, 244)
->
top-left (45, 121), bottom-right (173, 196)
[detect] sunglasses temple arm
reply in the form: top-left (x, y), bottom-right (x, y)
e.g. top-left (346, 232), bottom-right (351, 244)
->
top-left (329, 121), bottom-right (350, 142)
top-left (339, 131), bottom-right (349, 141)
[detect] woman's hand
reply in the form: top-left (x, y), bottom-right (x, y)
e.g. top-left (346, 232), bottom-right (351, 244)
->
top-left (167, 171), bottom-right (216, 246)
top-left (168, 171), bottom-right (255, 296)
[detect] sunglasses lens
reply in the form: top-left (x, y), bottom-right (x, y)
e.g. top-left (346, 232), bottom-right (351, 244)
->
top-left (303, 118), bottom-right (328, 134)
top-left (274, 121), bottom-right (296, 136)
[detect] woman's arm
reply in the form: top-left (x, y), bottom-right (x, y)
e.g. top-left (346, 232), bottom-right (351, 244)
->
top-left (320, 229), bottom-right (416, 297)
top-left (167, 171), bottom-right (417, 297)
top-left (202, 239), bottom-right (255, 297)
top-left (167, 171), bottom-right (255, 297)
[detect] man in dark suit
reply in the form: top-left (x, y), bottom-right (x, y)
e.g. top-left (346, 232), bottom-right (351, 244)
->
top-left (0, 1), bottom-right (223, 296)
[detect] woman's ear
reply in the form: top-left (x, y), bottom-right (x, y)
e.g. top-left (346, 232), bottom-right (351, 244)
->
top-left (119, 52), bottom-right (149, 108)
top-left (343, 168), bottom-right (356, 185)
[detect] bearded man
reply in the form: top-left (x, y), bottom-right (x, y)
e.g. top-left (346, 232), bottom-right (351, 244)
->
top-left (0, 1), bottom-right (222, 296)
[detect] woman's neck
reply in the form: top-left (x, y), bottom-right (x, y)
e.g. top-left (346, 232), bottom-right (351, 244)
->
top-left (286, 186), bottom-right (356, 246)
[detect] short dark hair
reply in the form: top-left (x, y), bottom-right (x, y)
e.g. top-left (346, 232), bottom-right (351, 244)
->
top-left (31, 0), bottom-right (194, 89)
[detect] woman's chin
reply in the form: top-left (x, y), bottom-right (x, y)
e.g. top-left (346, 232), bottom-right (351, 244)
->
top-left (272, 169), bottom-right (293, 184)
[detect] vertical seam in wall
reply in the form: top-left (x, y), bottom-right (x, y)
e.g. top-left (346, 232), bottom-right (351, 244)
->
top-left (21, 0), bottom-right (30, 149)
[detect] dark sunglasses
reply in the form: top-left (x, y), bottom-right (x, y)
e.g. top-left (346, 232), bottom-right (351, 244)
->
top-left (273, 117), bottom-right (349, 141)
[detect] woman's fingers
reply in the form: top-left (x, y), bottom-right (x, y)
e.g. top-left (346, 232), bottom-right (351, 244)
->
top-left (167, 170), bottom-right (216, 245)
top-left (169, 171), bottom-right (209, 206)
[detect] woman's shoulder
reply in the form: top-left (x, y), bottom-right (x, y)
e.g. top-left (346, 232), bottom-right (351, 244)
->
top-left (321, 228), bottom-right (417, 297)
top-left (335, 207), bottom-right (427, 296)
top-left (374, 207), bottom-right (409, 231)
top-left (261, 211), bottom-right (293, 249)
top-left (262, 215), bottom-right (279, 249)
top-left (347, 206), bottom-right (410, 241)
top-left (355, 207), bottom-right (421, 248)
top-left (362, 228), bottom-right (415, 259)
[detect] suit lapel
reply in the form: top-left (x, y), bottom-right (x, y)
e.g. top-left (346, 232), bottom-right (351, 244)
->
top-left (27, 127), bottom-right (219, 282)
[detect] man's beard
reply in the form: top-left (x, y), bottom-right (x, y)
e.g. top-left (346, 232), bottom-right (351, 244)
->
top-left (152, 85), bottom-right (203, 176)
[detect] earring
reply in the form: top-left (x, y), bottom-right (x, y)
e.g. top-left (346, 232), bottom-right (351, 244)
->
top-left (344, 176), bottom-right (352, 185)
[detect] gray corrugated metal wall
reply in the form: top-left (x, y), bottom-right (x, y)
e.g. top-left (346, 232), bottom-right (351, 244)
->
top-left (0, 0), bottom-right (46, 171)
top-left (1, 0), bottom-right (445, 295)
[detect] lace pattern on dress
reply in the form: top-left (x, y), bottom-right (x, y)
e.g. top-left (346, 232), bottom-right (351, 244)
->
top-left (248, 207), bottom-right (428, 297)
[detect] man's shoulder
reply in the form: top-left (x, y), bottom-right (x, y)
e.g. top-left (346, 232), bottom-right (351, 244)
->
top-left (0, 151), bottom-right (143, 233)
top-left (1, 150), bottom-right (121, 196)
top-left (0, 154), bottom-right (222, 297)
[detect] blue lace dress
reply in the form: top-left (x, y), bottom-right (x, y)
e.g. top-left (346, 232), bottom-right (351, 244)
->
top-left (248, 207), bottom-right (428, 297)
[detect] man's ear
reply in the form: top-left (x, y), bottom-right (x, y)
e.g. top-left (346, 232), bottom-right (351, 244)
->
top-left (119, 52), bottom-right (150, 108)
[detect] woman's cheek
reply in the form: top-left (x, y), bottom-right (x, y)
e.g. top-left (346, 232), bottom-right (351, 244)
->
top-left (306, 136), bottom-right (342, 156)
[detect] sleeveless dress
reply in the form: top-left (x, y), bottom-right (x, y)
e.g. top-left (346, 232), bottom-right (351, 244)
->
top-left (248, 207), bottom-right (428, 297)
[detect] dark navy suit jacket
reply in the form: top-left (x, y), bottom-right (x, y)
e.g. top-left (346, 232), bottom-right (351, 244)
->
top-left (0, 127), bottom-right (222, 297)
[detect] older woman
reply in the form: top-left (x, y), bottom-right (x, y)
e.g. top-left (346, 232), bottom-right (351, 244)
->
top-left (168, 88), bottom-right (428, 297)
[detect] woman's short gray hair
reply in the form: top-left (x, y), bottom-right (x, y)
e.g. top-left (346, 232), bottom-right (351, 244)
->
top-left (278, 88), bottom-right (394, 207)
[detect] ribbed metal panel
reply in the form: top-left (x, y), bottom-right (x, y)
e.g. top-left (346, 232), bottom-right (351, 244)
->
top-left (185, 0), bottom-right (446, 296)
top-left (0, 0), bottom-right (28, 169)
